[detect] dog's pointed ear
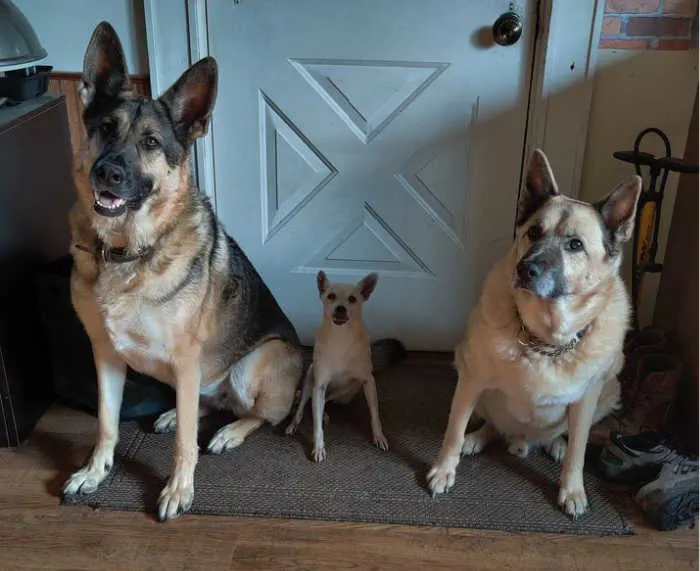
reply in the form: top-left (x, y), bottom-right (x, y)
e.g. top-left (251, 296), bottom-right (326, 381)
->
top-left (159, 57), bottom-right (218, 143)
top-left (517, 149), bottom-right (560, 226)
top-left (357, 273), bottom-right (378, 301)
top-left (80, 22), bottom-right (132, 107)
top-left (596, 175), bottom-right (642, 248)
top-left (317, 271), bottom-right (329, 296)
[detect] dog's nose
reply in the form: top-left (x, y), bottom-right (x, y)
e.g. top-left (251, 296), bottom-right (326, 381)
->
top-left (335, 305), bottom-right (347, 315)
top-left (94, 158), bottom-right (125, 187)
top-left (517, 260), bottom-right (544, 281)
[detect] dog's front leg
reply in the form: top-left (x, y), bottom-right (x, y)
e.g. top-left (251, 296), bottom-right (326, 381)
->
top-left (558, 377), bottom-right (604, 518)
top-left (311, 376), bottom-right (328, 463)
top-left (63, 343), bottom-right (126, 495)
top-left (158, 351), bottom-right (201, 521)
top-left (427, 367), bottom-right (481, 497)
top-left (362, 374), bottom-right (388, 451)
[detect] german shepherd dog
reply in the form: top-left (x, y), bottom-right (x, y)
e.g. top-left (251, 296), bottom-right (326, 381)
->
top-left (62, 22), bottom-right (304, 521)
top-left (428, 149), bottom-right (642, 518)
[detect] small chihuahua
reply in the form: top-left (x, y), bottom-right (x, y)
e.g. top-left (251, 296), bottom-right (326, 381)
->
top-left (286, 271), bottom-right (388, 462)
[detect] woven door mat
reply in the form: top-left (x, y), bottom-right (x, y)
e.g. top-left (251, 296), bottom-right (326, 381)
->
top-left (63, 357), bottom-right (632, 535)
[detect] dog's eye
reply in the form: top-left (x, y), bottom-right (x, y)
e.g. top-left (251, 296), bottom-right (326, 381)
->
top-left (527, 225), bottom-right (542, 241)
top-left (142, 136), bottom-right (160, 150)
top-left (566, 238), bottom-right (584, 252)
top-left (99, 122), bottom-right (115, 137)
top-left (327, 293), bottom-right (336, 301)
top-left (348, 295), bottom-right (357, 304)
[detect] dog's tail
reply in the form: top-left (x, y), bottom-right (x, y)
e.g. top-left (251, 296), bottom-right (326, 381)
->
top-left (371, 338), bottom-right (407, 373)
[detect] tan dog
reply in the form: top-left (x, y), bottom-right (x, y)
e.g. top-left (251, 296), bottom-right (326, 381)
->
top-left (428, 149), bottom-right (642, 518)
top-left (62, 23), bottom-right (303, 521)
top-left (286, 271), bottom-right (390, 462)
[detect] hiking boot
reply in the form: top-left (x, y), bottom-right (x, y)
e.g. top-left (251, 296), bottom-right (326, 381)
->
top-left (620, 329), bottom-right (667, 409)
top-left (599, 430), bottom-right (678, 484)
top-left (636, 455), bottom-right (699, 531)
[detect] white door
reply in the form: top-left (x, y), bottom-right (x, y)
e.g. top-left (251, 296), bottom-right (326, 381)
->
top-left (207, 0), bottom-right (536, 350)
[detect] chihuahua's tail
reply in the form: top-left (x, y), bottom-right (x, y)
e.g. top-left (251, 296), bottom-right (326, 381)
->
top-left (371, 338), bottom-right (407, 373)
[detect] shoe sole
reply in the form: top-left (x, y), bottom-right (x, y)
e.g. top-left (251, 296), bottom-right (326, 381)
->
top-left (640, 489), bottom-right (699, 531)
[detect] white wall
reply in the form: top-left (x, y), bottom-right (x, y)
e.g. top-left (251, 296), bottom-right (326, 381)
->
top-left (13, 0), bottom-right (148, 74)
top-left (579, 49), bottom-right (698, 327)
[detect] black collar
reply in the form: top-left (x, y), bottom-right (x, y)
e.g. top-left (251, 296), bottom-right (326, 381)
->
top-left (516, 311), bottom-right (591, 358)
top-left (75, 240), bottom-right (153, 264)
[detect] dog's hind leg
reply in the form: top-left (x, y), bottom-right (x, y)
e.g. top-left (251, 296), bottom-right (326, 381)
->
top-left (507, 436), bottom-right (531, 458)
top-left (154, 404), bottom-right (210, 434)
top-left (208, 417), bottom-right (265, 454)
top-left (462, 422), bottom-right (496, 456)
top-left (63, 342), bottom-right (126, 496)
top-left (286, 364), bottom-right (313, 436)
top-left (206, 340), bottom-right (303, 454)
top-left (544, 436), bottom-right (568, 463)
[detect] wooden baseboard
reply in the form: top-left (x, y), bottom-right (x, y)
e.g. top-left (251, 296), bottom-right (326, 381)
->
top-left (47, 73), bottom-right (150, 154)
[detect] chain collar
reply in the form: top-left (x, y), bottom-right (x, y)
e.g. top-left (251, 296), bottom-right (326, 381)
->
top-left (516, 311), bottom-right (591, 358)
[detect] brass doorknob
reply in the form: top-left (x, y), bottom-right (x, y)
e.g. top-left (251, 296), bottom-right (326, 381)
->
top-left (492, 12), bottom-right (523, 47)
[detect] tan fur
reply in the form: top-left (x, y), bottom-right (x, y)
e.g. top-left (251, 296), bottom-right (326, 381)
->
top-left (63, 24), bottom-right (302, 521)
top-left (427, 149), bottom-right (641, 518)
top-left (286, 272), bottom-right (388, 462)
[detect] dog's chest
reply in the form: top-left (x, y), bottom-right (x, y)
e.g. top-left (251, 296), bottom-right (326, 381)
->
top-left (314, 332), bottom-right (371, 401)
top-left (97, 279), bottom-right (174, 380)
top-left (487, 360), bottom-right (589, 430)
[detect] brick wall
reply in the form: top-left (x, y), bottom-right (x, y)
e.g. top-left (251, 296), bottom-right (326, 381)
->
top-left (600, 0), bottom-right (698, 49)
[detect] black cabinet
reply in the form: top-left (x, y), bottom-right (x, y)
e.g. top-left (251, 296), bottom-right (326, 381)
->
top-left (0, 95), bottom-right (74, 446)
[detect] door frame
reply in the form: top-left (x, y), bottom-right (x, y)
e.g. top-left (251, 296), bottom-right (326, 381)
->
top-left (144, 0), bottom-right (605, 209)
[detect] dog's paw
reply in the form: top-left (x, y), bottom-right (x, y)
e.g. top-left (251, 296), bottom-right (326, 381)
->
top-left (507, 438), bottom-right (530, 458)
top-left (558, 485), bottom-right (589, 519)
top-left (461, 431), bottom-right (490, 456)
top-left (545, 437), bottom-right (568, 463)
top-left (158, 477), bottom-right (194, 521)
top-left (207, 424), bottom-right (245, 455)
top-left (62, 462), bottom-right (111, 496)
top-left (153, 409), bottom-right (177, 433)
top-left (373, 431), bottom-right (389, 451)
top-left (285, 421), bottom-right (299, 436)
top-left (312, 442), bottom-right (326, 463)
top-left (427, 461), bottom-right (457, 497)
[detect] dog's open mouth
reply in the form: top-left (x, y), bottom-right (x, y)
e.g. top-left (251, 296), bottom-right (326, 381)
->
top-left (332, 316), bottom-right (349, 326)
top-left (94, 190), bottom-right (127, 217)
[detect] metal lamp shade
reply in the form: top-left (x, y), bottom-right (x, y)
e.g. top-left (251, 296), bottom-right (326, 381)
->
top-left (0, 0), bottom-right (47, 71)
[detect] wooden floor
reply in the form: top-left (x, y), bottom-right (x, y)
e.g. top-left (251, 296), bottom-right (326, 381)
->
top-left (0, 405), bottom-right (696, 571)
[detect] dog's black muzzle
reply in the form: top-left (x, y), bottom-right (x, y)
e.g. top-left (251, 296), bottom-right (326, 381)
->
top-left (90, 153), bottom-right (153, 218)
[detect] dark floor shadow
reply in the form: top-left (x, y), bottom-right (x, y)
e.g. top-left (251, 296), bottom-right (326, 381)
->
top-left (28, 430), bottom-right (87, 497)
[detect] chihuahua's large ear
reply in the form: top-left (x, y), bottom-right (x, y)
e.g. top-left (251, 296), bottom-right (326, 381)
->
top-left (80, 22), bottom-right (132, 107)
top-left (159, 57), bottom-right (218, 143)
top-left (595, 175), bottom-right (642, 254)
top-left (316, 271), bottom-right (330, 296)
top-left (517, 149), bottom-right (560, 226)
top-left (357, 273), bottom-right (378, 301)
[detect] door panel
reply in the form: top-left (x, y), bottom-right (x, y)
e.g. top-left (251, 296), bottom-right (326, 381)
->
top-left (207, 0), bottom-right (535, 350)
